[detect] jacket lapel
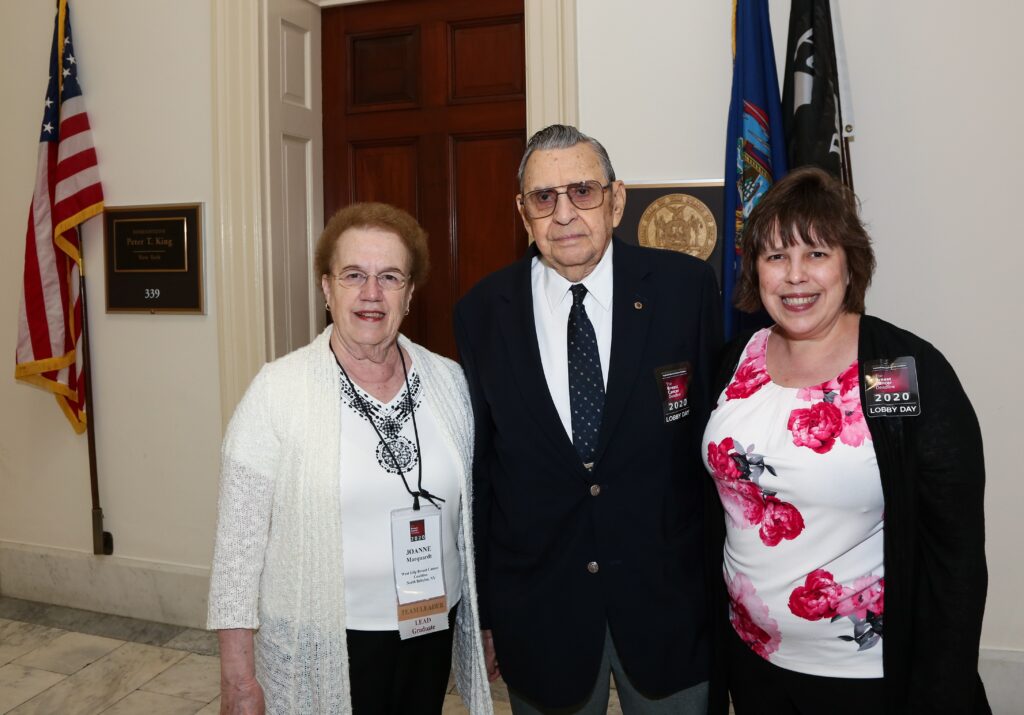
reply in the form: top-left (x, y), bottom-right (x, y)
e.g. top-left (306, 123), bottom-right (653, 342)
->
top-left (497, 246), bottom-right (584, 473)
top-left (594, 239), bottom-right (653, 465)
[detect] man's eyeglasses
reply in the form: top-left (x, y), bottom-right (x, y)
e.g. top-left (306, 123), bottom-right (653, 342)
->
top-left (330, 270), bottom-right (409, 291)
top-left (519, 180), bottom-right (611, 219)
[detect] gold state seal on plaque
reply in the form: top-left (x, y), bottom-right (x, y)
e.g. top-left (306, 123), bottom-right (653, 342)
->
top-left (637, 193), bottom-right (718, 260)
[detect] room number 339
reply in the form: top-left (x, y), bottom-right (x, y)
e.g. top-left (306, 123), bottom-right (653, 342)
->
top-left (144, 288), bottom-right (161, 299)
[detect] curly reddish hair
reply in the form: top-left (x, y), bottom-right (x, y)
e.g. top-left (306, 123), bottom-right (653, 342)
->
top-left (314, 202), bottom-right (429, 287)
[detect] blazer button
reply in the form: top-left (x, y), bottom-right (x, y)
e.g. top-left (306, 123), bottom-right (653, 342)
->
top-left (587, 561), bottom-right (599, 574)
top-left (589, 484), bottom-right (601, 496)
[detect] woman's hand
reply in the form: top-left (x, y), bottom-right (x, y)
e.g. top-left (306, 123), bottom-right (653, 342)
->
top-left (218, 629), bottom-right (265, 714)
top-left (481, 628), bottom-right (501, 682)
top-left (220, 674), bottom-right (265, 715)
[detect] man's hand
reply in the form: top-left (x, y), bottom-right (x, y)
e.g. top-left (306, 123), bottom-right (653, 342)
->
top-left (482, 628), bottom-right (501, 682)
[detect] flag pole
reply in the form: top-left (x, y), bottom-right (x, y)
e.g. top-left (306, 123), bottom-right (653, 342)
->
top-left (18, 0), bottom-right (110, 552)
top-left (842, 136), bottom-right (855, 193)
top-left (79, 270), bottom-right (113, 555)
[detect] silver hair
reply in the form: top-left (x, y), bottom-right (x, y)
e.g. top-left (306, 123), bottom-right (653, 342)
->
top-left (516, 124), bottom-right (616, 191)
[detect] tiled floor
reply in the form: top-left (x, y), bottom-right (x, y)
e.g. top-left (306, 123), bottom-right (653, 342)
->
top-left (0, 597), bottom-right (220, 714)
top-left (0, 596), bottom-right (626, 714)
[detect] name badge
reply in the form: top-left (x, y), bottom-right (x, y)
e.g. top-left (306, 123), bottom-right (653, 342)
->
top-left (863, 356), bottom-right (921, 417)
top-left (391, 506), bottom-right (448, 639)
top-left (654, 361), bottom-right (692, 423)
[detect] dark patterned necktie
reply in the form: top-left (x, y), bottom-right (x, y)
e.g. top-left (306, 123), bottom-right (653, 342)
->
top-left (567, 284), bottom-right (604, 467)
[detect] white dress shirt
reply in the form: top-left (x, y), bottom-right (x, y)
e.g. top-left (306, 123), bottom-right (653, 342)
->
top-left (531, 241), bottom-right (614, 441)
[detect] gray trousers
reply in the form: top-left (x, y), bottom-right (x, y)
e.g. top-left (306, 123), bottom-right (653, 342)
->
top-left (507, 627), bottom-right (709, 715)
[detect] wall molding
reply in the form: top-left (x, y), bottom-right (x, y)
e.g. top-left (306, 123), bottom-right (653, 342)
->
top-left (979, 647), bottom-right (1024, 713)
top-left (524, 0), bottom-right (578, 137)
top-left (0, 542), bottom-right (209, 629)
top-left (211, 0), bottom-right (269, 425)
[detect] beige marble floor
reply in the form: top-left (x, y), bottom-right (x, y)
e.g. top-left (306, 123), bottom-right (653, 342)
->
top-left (0, 616), bottom-right (221, 714)
top-left (0, 613), bottom-right (530, 714)
top-left (0, 597), bottom-right (635, 714)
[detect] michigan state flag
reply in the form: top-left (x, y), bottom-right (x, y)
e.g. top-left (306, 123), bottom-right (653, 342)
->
top-left (782, 0), bottom-right (851, 182)
top-left (723, 0), bottom-right (788, 338)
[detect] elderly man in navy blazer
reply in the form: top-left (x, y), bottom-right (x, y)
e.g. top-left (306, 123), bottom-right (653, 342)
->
top-left (454, 125), bottom-right (722, 714)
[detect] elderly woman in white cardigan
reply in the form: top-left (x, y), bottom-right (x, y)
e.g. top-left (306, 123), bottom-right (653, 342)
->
top-left (208, 203), bottom-right (492, 715)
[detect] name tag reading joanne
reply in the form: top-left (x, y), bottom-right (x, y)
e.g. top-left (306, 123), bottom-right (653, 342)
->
top-left (391, 506), bottom-right (448, 639)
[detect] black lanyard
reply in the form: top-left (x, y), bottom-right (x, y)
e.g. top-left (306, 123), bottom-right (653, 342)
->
top-left (331, 344), bottom-right (443, 512)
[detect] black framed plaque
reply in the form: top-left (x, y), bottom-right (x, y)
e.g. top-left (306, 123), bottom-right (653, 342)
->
top-left (620, 182), bottom-right (724, 290)
top-left (103, 203), bottom-right (204, 313)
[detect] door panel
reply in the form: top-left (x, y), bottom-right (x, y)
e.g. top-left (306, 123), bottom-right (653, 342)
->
top-left (279, 134), bottom-right (314, 352)
top-left (348, 28), bottom-right (420, 111)
top-left (448, 16), bottom-right (526, 103)
top-left (323, 0), bottom-right (527, 358)
top-left (350, 140), bottom-right (420, 213)
top-left (451, 132), bottom-right (526, 297)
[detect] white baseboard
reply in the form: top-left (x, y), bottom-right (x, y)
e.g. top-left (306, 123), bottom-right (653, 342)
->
top-left (979, 647), bottom-right (1024, 715)
top-left (0, 541), bottom-right (209, 629)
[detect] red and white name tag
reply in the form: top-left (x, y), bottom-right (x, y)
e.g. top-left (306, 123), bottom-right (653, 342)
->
top-left (863, 356), bottom-right (921, 417)
top-left (654, 361), bottom-right (692, 423)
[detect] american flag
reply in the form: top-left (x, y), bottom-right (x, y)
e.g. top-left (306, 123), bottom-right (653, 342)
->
top-left (15, 0), bottom-right (104, 434)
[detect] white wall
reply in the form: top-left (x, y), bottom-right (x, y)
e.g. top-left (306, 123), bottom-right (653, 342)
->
top-left (578, 0), bottom-right (1024, 659)
top-left (823, 1), bottom-right (1024, 659)
top-left (577, 2), bottom-right (733, 181)
top-left (0, 0), bottom-right (221, 625)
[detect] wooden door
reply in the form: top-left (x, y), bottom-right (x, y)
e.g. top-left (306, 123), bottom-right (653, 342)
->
top-left (322, 0), bottom-right (527, 358)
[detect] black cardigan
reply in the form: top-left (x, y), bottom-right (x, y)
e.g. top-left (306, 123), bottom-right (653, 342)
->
top-left (705, 315), bottom-right (990, 714)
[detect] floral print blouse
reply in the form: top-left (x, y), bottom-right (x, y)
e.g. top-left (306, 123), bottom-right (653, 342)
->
top-left (702, 328), bottom-right (885, 678)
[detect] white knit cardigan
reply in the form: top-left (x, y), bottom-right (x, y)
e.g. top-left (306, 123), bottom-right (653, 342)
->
top-left (208, 327), bottom-right (492, 714)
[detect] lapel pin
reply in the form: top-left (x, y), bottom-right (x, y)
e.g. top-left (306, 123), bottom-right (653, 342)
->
top-left (634, 301), bottom-right (643, 310)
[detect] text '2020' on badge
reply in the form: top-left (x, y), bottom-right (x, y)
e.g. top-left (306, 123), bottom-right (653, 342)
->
top-left (863, 357), bottom-right (921, 417)
top-left (655, 362), bottom-right (692, 423)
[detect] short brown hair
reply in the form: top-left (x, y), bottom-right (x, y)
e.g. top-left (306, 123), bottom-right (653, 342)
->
top-left (734, 166), bottom-right (875, 314)
top-left (314, 202), bottom-right (429, 286)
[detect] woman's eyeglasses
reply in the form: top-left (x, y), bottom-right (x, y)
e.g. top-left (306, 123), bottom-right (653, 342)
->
top-left (330, 270), bottom-right (408, 290)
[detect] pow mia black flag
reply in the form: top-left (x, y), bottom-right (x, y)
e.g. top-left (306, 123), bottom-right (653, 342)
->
top-left (782, 0), bottom-right (850, 183)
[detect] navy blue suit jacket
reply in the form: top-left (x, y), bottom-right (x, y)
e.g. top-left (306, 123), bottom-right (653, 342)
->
top-left (454, 238), bottom-right (723, 707)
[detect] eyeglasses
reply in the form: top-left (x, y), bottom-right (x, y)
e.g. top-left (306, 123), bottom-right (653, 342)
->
top-left (330, 270), bottom-right (409, 291)
top-left (519, 180), bottom-right (611, 219)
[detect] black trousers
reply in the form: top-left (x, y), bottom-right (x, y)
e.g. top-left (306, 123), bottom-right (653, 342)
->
top-left (728, 626), bottom-right (884, 714)
top-left (346, 604), bottom-right (458, 715)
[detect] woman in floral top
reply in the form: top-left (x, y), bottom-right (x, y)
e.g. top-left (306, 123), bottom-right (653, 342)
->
top-left (703, 168), bottom-right (989, 713)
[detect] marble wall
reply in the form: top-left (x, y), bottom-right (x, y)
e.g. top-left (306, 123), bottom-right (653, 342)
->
top-left (0, 543), bottom-right (208, 629)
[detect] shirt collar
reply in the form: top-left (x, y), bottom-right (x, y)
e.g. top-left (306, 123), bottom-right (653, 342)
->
top-left (540, 239), bottom-right (614, 313)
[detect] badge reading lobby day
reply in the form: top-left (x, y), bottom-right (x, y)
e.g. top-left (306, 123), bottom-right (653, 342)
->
top-left (863, 356), bottom-right (921, 417)
top-left (654, 361), bottom-right (692, 423)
